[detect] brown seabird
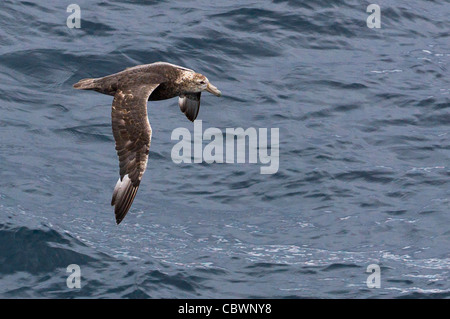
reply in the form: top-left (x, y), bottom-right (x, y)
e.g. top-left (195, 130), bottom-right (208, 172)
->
top-left (73, 62), bottom-right (222, 224)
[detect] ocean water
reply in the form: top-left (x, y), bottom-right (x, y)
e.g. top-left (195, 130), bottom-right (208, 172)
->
top-left (0, 0), bottom-right (449, 298)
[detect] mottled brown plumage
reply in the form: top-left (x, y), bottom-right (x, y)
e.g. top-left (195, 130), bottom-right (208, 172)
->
top-left (73, 62), bottom-right (221, 224)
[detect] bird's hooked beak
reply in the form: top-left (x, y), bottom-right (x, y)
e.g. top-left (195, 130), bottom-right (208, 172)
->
top-left (206, 82), bottom-right (222, 97)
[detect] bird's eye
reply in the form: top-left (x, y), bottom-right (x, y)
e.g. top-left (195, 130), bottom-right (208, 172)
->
top-left (199, 81), bottom-right (205, 84)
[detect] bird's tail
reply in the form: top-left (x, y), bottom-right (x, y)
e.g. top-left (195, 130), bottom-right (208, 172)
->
top-left (73, 78), bottom-right (98, 90)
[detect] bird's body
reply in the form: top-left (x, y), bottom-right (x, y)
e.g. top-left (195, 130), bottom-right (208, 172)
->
top-left (73, 62), bottom-right (221, 224)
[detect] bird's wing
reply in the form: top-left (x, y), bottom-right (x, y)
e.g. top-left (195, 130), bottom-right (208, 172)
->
top-left (110, 79), bottom-right (161, 224)
top-left (179, 92), bottom-right (201, 122)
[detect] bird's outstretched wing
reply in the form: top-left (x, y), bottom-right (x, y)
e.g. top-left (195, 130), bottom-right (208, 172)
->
top-left (110, 79), bottom-right (161, 224)
top-left (179, 92), bottom-right (201, 122)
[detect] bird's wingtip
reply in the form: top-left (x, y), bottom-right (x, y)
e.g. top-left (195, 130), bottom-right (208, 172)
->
top-left (111, 175), bottom-right (139, 225)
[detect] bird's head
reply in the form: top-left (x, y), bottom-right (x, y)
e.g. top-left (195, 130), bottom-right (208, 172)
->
top-left (184, 73), bottom-right (222, 97)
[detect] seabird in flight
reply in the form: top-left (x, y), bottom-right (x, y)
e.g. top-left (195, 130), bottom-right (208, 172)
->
top-left (73, 62), bottom-right (222, 224)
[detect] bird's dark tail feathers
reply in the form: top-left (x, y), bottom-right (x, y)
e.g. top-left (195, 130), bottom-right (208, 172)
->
top-left (73, 78), bottom-right (97, 90)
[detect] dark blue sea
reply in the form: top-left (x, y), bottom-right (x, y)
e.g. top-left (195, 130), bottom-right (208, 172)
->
top-left (0, 0), bottom-right (449, 298)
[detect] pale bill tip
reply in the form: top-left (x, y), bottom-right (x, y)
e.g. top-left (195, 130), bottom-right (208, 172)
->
top-left (206, 83), bottom-right (222, 97)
